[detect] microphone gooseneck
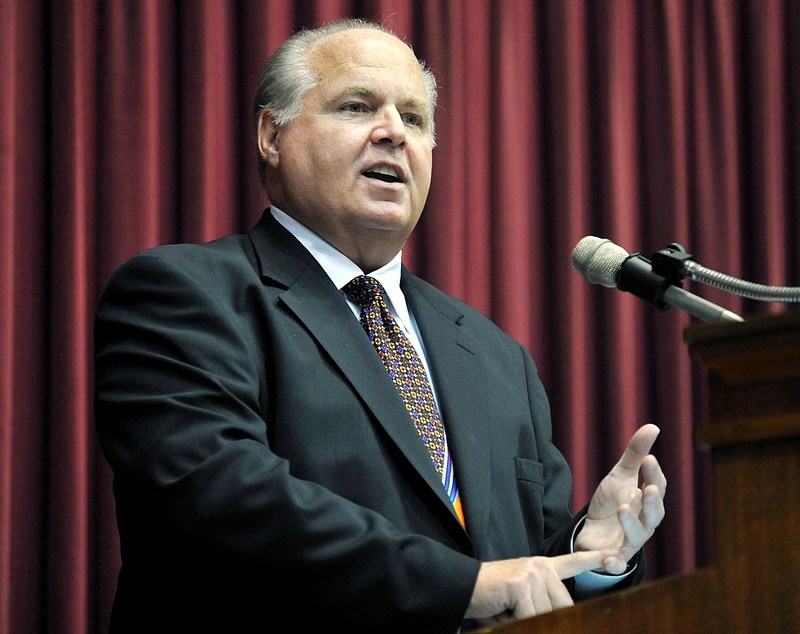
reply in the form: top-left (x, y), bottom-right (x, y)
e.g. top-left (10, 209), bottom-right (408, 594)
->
top-left (682, 260), bottom-right (800, 303)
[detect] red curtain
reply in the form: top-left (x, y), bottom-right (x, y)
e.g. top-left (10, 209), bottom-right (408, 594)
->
top-left (2, 0), bottom-right (799, 631)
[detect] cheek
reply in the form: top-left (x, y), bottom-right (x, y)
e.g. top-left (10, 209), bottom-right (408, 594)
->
top-left (413, 154), bottom-right (433, 198)
top-left (291, 140), bottom-right (346, 178)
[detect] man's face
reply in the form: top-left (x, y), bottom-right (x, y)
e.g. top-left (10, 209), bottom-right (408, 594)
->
top-left (259, 29), bottom-right (434, 271)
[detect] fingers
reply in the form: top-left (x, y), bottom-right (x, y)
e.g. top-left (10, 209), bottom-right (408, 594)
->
top-left (631, 455), bottom-right (667, 537)
top-left (508, 551), bottom-right (615, 618)
top-left (616, 429), bottom-right (666, 540)
top-left (640, 481), bottom-right (666, 533)
top-left (549, 549), bottom-right (619, 580)
top-left (617, 482), bottom-right (666, 553)
top-left (535, 571), bottom-right (572, 613)
top-left (615, 424), bottom-right (660, 474)
top-left (521, 550), bottom-right (621, 616)
top-left (642, 454), bottom-right (667, 498)
top-left (467, 551), bottom-right (619, 623)
top-left (617, 503), bottom-right (647, 549)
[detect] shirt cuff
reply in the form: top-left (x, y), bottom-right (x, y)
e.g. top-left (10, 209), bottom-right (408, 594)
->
top-left (569, 514), bottom-right (637, 597)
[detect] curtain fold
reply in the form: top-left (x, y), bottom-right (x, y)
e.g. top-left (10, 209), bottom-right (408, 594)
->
top-left (2, 1), bottom-right (798, 631)
top-left (2, 2), bottom-right (49, 633)
top-left (48, 2), bottom-right (99, 632)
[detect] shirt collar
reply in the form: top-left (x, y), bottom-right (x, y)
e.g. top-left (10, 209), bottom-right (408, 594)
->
top-left (270, 206), bottom-right (412, 328)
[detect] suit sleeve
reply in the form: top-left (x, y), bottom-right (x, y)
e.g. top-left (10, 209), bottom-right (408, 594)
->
top-left (94, 248), bottom-right (479, 631)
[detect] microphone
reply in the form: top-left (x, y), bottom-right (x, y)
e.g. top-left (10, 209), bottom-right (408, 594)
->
top-left (572, 236), bottom-right (745, 323)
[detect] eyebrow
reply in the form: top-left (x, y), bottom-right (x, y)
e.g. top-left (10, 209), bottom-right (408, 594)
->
top-left (328, 86), bottom-right (430, 113)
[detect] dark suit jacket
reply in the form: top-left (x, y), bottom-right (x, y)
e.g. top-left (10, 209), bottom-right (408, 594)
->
top-left (94, 210), bottom-right (642, 633)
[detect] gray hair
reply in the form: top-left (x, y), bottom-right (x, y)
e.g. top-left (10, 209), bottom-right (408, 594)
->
top-left (253, 18), bottom-right (438, 186)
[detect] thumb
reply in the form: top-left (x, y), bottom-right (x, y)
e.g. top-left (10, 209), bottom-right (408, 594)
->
top-left (616, 424), bottom-right (661, 473)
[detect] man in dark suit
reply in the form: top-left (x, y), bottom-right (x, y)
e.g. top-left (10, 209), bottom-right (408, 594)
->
top-left (94, 18), bottom-right (666, 633)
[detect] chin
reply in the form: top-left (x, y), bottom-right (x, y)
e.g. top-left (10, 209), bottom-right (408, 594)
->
top-left (363, 219), bottom-right (418, 240)
top-left (363, 202), bottom-right (420, 228)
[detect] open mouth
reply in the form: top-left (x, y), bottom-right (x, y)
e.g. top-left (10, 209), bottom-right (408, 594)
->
top-left (362, 165), bottom-right (403, 184)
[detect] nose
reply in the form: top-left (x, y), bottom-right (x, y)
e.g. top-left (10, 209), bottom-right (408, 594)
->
top-left (370, 106), bottom-right (406, 146)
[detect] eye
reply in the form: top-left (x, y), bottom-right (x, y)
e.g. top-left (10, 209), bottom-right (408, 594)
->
top-left (401, 113), bottom-right (423, 127)
top-left (341, 102), bottom-right (368, 114)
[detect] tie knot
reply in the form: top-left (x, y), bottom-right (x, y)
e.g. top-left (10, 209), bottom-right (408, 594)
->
top-left (343, 275), bottom-right (385, 307)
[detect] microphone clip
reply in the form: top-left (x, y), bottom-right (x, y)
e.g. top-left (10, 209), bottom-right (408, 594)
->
top-left (650, 243), bottom-right (695, 282)
top-left (617, 243), bottom-right (693, 311)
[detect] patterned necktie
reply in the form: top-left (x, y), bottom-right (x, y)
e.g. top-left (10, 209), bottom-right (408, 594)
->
top-left (343, 275), bottom-right (465, 528)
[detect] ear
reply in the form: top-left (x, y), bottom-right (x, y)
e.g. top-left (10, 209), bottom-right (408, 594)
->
top-left (257, 109), bottom-right (281, 167)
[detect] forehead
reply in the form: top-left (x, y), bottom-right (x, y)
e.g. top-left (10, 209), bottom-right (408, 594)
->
top-left (307, 29), bottom-right (428, 99)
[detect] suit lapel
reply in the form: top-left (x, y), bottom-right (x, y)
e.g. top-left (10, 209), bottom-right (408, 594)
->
top-left (249, 213), bottom-right (457, 512)
top-left (403, 273), bottom-right (493, 539)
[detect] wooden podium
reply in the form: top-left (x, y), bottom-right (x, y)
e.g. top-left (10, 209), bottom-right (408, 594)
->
top-left (477, 310), bottom-right (800, 633)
